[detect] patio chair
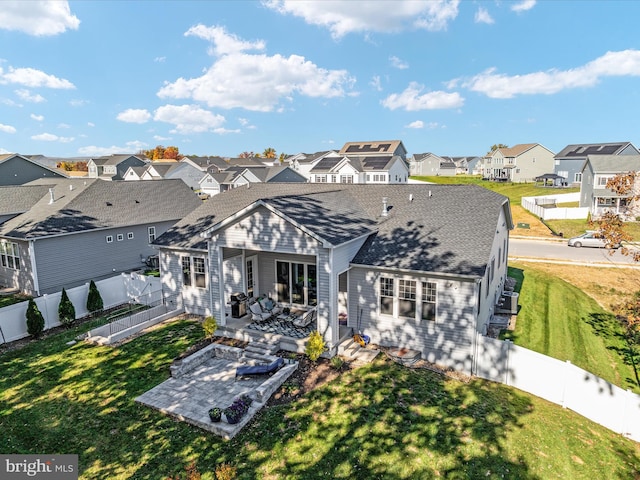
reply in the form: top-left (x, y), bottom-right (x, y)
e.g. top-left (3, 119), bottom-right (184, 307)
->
top-left (249, 301), bottom-right (272, 322)
top-left (293, 308), bottom-right (316, 328)
top-left (258, 297), bottom-right (283, 316)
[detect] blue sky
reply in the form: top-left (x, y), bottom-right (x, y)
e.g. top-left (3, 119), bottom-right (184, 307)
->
top-left (1, 0), bottom-right (640, 158)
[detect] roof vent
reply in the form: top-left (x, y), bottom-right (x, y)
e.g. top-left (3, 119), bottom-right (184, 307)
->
top-left (409, 193), bottom-right (413, 203)
top-left (48, 188), bottom-right (55, 204)
top-left (106, 202), bottom-right (112, 206)
top-left (69, 184), bottom-right (74, 191)
top-left (381, 197), bottom-right (389, 217)
top-left (429, 190), bottom-right (432, 197)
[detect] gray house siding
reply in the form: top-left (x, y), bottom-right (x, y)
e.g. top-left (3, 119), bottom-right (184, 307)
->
top-left (161, 249), bottom-right (210, 316)
top-left (31, 221), bottom-right (176, 294)
top-left (0, 156), bottom-right (65, 186)
top-left (580, 161), bottom-right (596, 208)
top-left (348, 266), bottom-right (478, 372)
top-left (0, 238), bottom-right (35, 293)
top-left (269, 169), bottom-right (308, 183)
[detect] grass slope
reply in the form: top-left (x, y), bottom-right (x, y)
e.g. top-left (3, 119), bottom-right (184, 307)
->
top-left (1, 320), bottom-right (638, 479)
top-left (504, 263), bottom-right (640, 394)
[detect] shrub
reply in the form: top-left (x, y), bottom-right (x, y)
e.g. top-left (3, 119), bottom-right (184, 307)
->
top-left (26, 299), bottom-right (45, 337)
top-left (203, 315), bottom-right (218, 338)
top-left (58, 288), bottom-right (76, 327)
top-left (215, 463), bottom-right (237, 480)
top-left (305, 331), bottom-right (325, 362)
top-left (330, 356), bottom-right (344, 370)
top-left (86, 280), bottom-right (103, 314)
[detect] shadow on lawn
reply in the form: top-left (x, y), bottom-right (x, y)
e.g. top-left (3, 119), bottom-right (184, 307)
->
top-left (586, 312), bottom-right (640, 390)
top-left (225, 358), bottom-right (539, 479)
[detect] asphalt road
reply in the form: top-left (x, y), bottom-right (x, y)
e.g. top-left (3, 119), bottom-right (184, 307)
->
top-left (509, 237), bottom-right (640, 266)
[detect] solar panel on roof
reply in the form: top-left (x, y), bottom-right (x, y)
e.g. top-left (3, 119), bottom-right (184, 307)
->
top-left (599, 145), bottom-right (620, 154)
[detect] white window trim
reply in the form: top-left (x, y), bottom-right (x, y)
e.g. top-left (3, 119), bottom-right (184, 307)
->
top-left (379, 275), bottom-right (438, 322)
top-left (117, 233), bottom-right (124, 242)
top-left (106, 235), bottom-right (113, 243)
top-left (127, 232), bottom-right (134, 240)
top-left (181, 255), bottom-right (207, 289)
top-left (148, 226), bottom-right (156, 243)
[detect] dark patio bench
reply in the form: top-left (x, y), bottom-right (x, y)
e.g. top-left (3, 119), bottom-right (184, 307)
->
top-left (235, 357), bottom-right (284, 378)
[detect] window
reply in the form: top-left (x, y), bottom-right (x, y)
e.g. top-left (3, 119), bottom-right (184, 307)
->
top-left (574, 173), bottom-right (582, 183)
top-left (182, 256), bottom-right (206, 288)
top-left (246, 259), bottom-right (254, 298)
top-left (315, 175), bottom-right (327, 183)
top-left (193, 257), bottom-right (206, 288)
top-left (148, 226), bottom-right (156, 243)
top-left (366, 174), bottom-right (371, 181)
top-left (182, 257), bottom-right (192, 286)
top-left (490, 258), bottom-right (495, 283)
top-left (117, 233), bottom-right (124, 242)
top-left (0, 241), bottom-right (20, 270)
top-left (380, 277), bottom-right (394, 315)
top-left (106, 235), bottom-right (113, 243)
top-left (597, 175), bottom-right (614, 186)
top-left (127, 232), bottom-right (134, 240)
top-left (398, 280), bottom-right (416, 318)
top-left (421, 282), bottom-right (436, 321)
top-left (340, 175), bottom-right (353, 184)
top-left (331, 175), bottom-right (337, 183)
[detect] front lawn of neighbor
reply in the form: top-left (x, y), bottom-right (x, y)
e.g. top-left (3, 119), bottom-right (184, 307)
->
top-left (503, 263), bottom-right (640, 394)
top-left (1, 319), bottom-right (638, 479)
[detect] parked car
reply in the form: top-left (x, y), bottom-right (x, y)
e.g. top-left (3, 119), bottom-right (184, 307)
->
top-left (567, 231), bottom-right (620, 249)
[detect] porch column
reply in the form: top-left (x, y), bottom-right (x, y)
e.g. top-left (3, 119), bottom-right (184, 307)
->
top-left (208, 239), bottom-right (226, 326)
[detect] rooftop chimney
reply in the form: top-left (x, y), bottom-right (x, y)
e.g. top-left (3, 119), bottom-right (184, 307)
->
top-left (48, 188), bottom-right (55, 204)
top-left (69, 184), bottom-right (74, 191)
top-left (381, 197), bottom-right (389, 217)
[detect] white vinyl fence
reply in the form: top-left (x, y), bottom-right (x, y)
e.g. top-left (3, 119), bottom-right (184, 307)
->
top-left (521, 192), bottom-right (589, 220)
top-left (476, 335), bottom-right (640, 442)
top-left (0, 272), bottom-right (161, 344)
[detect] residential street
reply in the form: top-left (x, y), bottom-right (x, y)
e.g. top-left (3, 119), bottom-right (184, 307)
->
top-left (509, 237), bottom-right (640, 266)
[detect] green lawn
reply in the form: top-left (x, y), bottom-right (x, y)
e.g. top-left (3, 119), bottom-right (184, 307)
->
top-left (503, 263), bottom-right (640, 394)
top-left (411, 175), bottom-right (580, 206)
top-left (1, 319), bottom-right (638, 479)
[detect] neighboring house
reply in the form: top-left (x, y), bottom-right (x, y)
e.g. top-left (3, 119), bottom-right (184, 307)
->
top-left (154, 183), bottom-right (512, 373)
top-left (287, 151), bottom-right (340, 180)
top-left (579, 155), bottom-right (640, 219)
top-left (554, 142), bottom-right (639, 186)
top-left (123, 166), bottom-right (147, 181)
top-left (339, 140), bottom-right (408, 162)
top-left (444, 156), bottom-right (482, 175)
top-left (310, 155), bottom-right (409, 184)
top-left (481, 143), bottom-right (555, 182)
top-left (0, 154), bottom-right (67, 185)
top-left (411, 153), bottom-right (456, 177)
top-left (181, 156), bottom-right (229, 173)
top-left (87, 154), bottom-right (148, 180)
top-left (0, 179), bottom-right (201, 295)
top-left (226, 157), bottom-right (270, 168)
top-left (199, 166), bottom-right (307, 197)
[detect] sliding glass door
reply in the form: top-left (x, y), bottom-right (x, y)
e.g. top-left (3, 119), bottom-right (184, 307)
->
top-left (276, 260), bottom-right (317, 306)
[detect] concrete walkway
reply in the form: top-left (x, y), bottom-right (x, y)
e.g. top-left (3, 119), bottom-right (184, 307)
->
top-left (135, 342), bottom-right (297, 439)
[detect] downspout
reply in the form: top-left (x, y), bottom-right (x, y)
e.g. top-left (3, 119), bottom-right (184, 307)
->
top-left (471, 278), bottom-right (481, 376)
top-left (28, 239), bottom-right (40, 296)
top-left (327, 246), bottom-right (337, 352)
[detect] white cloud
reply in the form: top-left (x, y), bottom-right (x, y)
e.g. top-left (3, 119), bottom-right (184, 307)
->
top-left (158, 27), bottom-right (354, 112)
top-left (77, 141), bottom-right (147, 156)
top-left (31, 132), bottom-right (74, 143)
top-left (382, 82), bottom-right (464, 110)
top-left (30, 114), bottom-right (44, 121)
top-left (70, 99), bottom-right (87, 107)
top-left (265, 0), bottom-right (460, 38)
top-left (153, 135), bottom-right (171, 141)
top-left (0, 148), bottom-right (11, 153)
top-left (0, 67), bottom-right (75, 89)
top-left (238, 118), bottom-right (249, 126)
top-left (406, 120), bottom-right (424, 129)
top-left (117, 108), bottom-right (151, 124)
top-left (57, 123), bottom-right (71, 129)
top-left (213, 127), bottom-right (241, 134)
top-left (154, 56), bottom-right (166, 63)
top-left (185, 24), bottom-right (265, 56)
top-left (463, 49), bottom-right (640, 98)
top-left (0, 123), bottom-right (17, 133)
top-left (511, 0), bottom-right (536, 13)
top-left (154, 104), bottom-right (226, 134)
top-left (370, 75), bottom-right (382, 92)
top-left (0, 0), bottom-right (79, 36)
top-left (389, 56), bottom-right (409, 69)
top-left (15, 89), bottom-right (45, 102)
top-left (475, 7), bottom-right (494, 24)
top-left (87, 122), bottom-right (94, 127)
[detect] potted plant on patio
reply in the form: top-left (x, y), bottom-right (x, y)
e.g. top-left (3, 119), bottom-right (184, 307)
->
top-left (223, 395), bottom-right (253, 424)
top-left (208, 407), bottom-right (222, 422)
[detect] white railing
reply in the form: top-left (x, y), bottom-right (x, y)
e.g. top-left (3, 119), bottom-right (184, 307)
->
top-left (0, 272), bottom-right (160, 344)
top-left (475, 335), bottom-right (640, 442)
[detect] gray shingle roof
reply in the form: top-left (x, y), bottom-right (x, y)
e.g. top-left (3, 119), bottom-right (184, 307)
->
top-left (0, 185), bottom-right (52, 216)
top-left (0, 179), bottom-right (201, 239)
top-left (585, 155), bottom-right (640, 173)
top-left (155, 183), bottom-right (510, 277)
top-left (555, 142), bottom-right (637, 158)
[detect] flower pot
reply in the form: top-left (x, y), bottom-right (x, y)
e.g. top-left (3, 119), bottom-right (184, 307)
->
top-left (208, 408), bottom-right (222, 422)
top-left (225, 414), bottom-right (241, 425)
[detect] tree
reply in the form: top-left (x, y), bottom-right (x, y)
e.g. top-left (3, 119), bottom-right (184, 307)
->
top-left (164, 146), bottom-right (181, 160)
top-left (238, 151), bottom-right (254, 158)
top-left (58, 288), bottom-right (76, 327)
top-left (262, 147), bottom-right (276, 159)
top-left (26, 299), bottom-right (45, 337)
top-left (278, 152), bottom-right (288, 164)
top-left (86, 280), bottom-right (104, 314)
top-left (486, 144), bottom-right (509, 156)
